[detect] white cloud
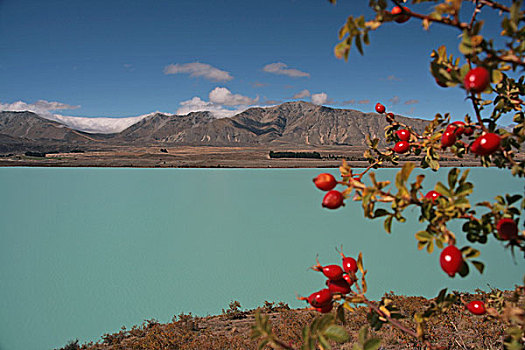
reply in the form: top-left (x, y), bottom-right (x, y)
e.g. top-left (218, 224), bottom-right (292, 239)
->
top-left (405, 99), bottom-right (419, 105)
top-left (209, 87), bottom-right (258, 106)
top-left (263, 62), bottom-right (310, 78)
top-left (47, 114), bottom-right (154, 134)
top-left (0, 100), bottom-right (80, 115)
top-left (292, 89), bottom-right (311, 99)
top-left (311, 92), bottom-right (328, 105)
top-left (177, 87), bottom-right (260, 118)
top-left (0, 100), bottom-right (158, 134)
top-left (164, 62), bottom-right (233, 81)
top-left (389, 96), bottom-right (400, 105)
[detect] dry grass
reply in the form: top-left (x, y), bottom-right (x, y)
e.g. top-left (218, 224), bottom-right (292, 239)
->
top-left (55, 290), bottom-right (520, 350)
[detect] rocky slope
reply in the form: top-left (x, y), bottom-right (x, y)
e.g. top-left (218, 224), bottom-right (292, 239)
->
top-left (0, 102), bottom-right (429, 150)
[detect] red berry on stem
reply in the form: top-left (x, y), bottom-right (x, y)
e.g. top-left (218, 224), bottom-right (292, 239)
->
top-left (307, 289), bottom-right (332, 307)
top-left (321, 265), bottom-right (344, 281)
top-left (393, 141), bottom-right (410, 153)
top-left (391, 6), bottom-right (411, 23)
top-left (440, 245), bottom-right (463, 277)
top-left (396, 129), bottom-right (410, 141)
top-left (425, 190), bottom-right (441, 202)
top-left (464, 67), bottom-right (491, 93)
top-left (497, 218), bottom-right (518, 240)
top-left (463, 127), bottom-right (474, 136)
top-left (316, 302), bottom-right (334, 313)
top-left (342, 256), bottom-right (358, 274)
top-left (375, 103), bottom-right (386, 114)
top-left (313, 173), bottom-right (337, 191)
top-left (441, 130), bottom-right (457, 148)
top-left (470, 137), bottom-right (481, 154)
top-left (326, 279), bottom-right (352, 294)
top-left (322, 190), bottom-right (344, 209)
top-left (470, 133), bottom-right (501, 156)
top-left (343, 274), bottom-right (355, 286)
top-left (467, 300), bottom-right (486, 315)
top-left (447, 121), bottom-right (466, 136)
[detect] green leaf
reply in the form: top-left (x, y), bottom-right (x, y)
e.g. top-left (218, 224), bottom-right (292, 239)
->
top-left (358, 326), bottom-right (368, 345)
top-left (491, 69), bottom-right (503, 84)
top-left (506, 194), bottom-right (522, 205)
top-left (363, 338), bottom-right (381, 350)
top-left (373, 208), bottom-right (389, 218)
top-left (318, 314), bottom-right (335, 331)
top-left (323, 325), bottom-right (350, 343)
top-left (458, 169), bottom-right (470, 185)
top-left (461, 246), bottom-right (480, 259)
top-left (355, 34), bottom-right (364, 55)
top-left (435, 182), bottom-right (452, 197)
top-left (257, 338), bottom-right (269, 350)
top-left (472, 261), bottom-right (485, 274)
top-left (318, 334), bottom-right (332, 350)
top-left (458, 261), bottom-right (469, 277)
top-left (384, 215), bottom-right (393, 234)
top-left (415, 231), bottom-right (433, 242)
top-left (426, 240), bottom-right (434, 254)
top-left (336, 304), bottom-right (346, 325)
top-left (448, 168), bottom-right (459, 189)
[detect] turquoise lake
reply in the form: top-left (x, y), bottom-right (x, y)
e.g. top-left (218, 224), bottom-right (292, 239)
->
top-left (0, 167), bottom-right (524, 350)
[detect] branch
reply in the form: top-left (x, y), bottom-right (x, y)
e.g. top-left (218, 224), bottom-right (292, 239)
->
top-left (390, 0), bottom-right (469, 30)
top-left (471, 0), bottom-right (513, 13)
top-left (487, 52), bottom-right (525, 68)
top-left (468, 0), bottom-right (484, 30)
top-left (469, 93), bottom-right (488, 132)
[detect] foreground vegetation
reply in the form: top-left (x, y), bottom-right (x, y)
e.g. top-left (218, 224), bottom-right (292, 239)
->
top-left (57, 288), bottom-right (523, 350)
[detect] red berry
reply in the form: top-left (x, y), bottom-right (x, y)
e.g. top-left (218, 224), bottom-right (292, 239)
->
top-left (375, 103), bottom-right (386, 114)
top-left (342, 256), bottom-right (358, 274)
top-left (497, 218), bottom-right (518, 240)
top-left (470, 133), bottom-right (501, 156)
top-left (463, 127), bottom-right (474, 136)
top-left (320, 264), bottom-right (344, 281)
top-left (315, 302), bottom-right (334, 313)
top-left (470, 137), bottom-right (481, 154)
top-left (393, 141), bottom-right (410, 154)
top-left (396, 129), bottom-right (410, 141)
top-left (447, 121), bottom-right (466, 136)
top-left (391, 6), bottom-right (411, 23)
top-left (467, 300), bottom-right (486, 315)
top-left (326, 279), bottom-right (352, 294)
top-left (386, 112), bottom-right (395, 122)
top-left (440, 245), bottom-right (463, 277)
top-left (313, 173), bottom-right (337, 191)
top-left (307, 289), bottom-right (332, 307)
top-left (441, 130), bottom-right (457, 148)
top-left (425, 190), bottom-right (441, 202)
top-left (464, 67), bottom-right (490, 93)
top-left (342, 274), bottom-right (355, 286)
top-left (322, 190), bottom-right (344, 209)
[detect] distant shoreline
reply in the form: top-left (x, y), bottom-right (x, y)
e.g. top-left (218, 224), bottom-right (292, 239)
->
top-left (0, 145), bottom-right (486, 168)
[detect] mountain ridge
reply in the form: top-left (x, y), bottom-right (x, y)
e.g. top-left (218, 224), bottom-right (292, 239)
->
top-left (0, 102), bottom-right (429, 150)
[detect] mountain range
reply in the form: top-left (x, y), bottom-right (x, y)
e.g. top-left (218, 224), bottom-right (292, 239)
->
top-left (0, 101), bottom-right (429, 152)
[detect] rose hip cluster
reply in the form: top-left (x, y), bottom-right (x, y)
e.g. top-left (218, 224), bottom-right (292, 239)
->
top-left (299, 253), bottom-right (358, 313)
top-left (439, 216), bottom-right (518, 278)
top-left (374, 101), bottom-right (501, 157)
top-left (313, 173), bottom-right (345, 209)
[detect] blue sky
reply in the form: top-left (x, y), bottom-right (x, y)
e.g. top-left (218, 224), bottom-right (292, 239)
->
top-left (0, 0), bottom-right (516, 131)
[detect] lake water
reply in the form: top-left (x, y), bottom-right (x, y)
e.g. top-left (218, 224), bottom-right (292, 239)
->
top-left (0, 167), bottom-right (523, 350)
